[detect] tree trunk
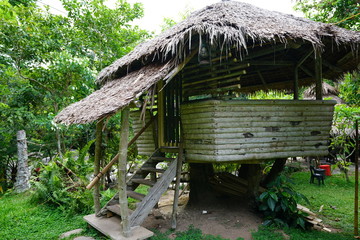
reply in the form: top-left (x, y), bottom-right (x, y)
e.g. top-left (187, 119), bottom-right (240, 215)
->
top-left (246, 164), bottom-right (262, 199)
top-left (14, 130), bottom-right (30, 193)
top-left (261, 158), bottom-right (287, 187)
top-left (0, 162), bottom-right (6, 193)
top-left (54, 103), bottom-right (63, 159)
top-left (188, 163), bottom-right (215, 206)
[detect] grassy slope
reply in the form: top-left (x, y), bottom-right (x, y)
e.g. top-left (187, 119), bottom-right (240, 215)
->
top-left (291, 171), bottom-right (355, 234)
top-left (0, 192), bottom-right (93, 240)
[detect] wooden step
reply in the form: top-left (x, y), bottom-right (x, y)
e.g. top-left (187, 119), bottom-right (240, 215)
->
top-left (131, 178), bottom-right (156, 187)
top-left (130, 158), bottom-right (178, 227)
top-left (127, 190), bottom-right (145, 201)
top-left (140, 167), bottom-right (165, 173)
top-left (150, 156), bottom-right (175, 162)
top-left (84, 214), bottom-right (153, 240)
top-left (160, 146), bottom-right (179, 153)
top-left (106, 204), bottom-right (134, 217)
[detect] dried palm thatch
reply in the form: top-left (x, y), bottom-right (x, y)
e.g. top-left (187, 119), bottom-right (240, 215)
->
top-left (97, 1), bottom-right (360, 85)
top-left (54, 1), bottom-right (360, 125)
top-left (54, 63), bottom-right (172, 125)
top-left (303, 82), bottom-right (345, 104)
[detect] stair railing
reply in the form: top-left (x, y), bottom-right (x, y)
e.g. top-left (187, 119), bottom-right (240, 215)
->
top-left (86, 114), bottom-right (156, 190)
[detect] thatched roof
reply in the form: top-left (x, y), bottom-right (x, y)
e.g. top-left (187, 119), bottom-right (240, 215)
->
top-left (97, 1), bottom-right (360, 85)
top-left (54, 63), bottom-right (172, 125)
top-left (303, 82), bottom-right (345, 104)
top-left (54, 1), bottom-right (360, 125)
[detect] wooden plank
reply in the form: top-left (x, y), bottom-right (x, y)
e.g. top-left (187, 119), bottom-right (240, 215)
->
top-left (182, 122), bottom-right (332, 129)
top-left (183, 131), bottom-right (330, 139)
top-left (185, 140), bottom-right (329, 150)
top-left (106, 204), bottom-right (134, 217)
top-left (185, 150), bottom-right (329, 162)
top-left (172, 146), bottom-right (183, 229)
top-left (181, 126), bottom-right (331, 134)
top-left (130, 158), bottom-right (178, 227)
top-left (83, 214), bottom-right (153, 240)
top-left (315, 50), bottom-right (323, 100)
top-left (181, 99), bottom-right (336, 107)
top-left (183, 63), bottom-right (249, 82)
top-left (127, 191), bottom-right (145, 201)
top-left (185, 145), bottom-right (328, 155)
top-left (181, 110), bottom-right (334, 117)
top-left (140, 167), bottom-right (165, 173)
top-left (131, 178), bottom-right (156, 187)
top-left (94, 120), bottom-right (103, 214)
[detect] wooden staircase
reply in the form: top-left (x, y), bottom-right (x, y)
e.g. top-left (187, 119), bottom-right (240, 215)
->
top-left (84, 148), bottom-right (180, 240)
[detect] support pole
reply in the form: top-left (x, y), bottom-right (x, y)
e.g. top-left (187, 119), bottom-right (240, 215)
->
top-left (315, 50), bottom-right (323, 100)
top-left (354, 120), bottom-right (359, 236)
top-left (118, 107), bottom-right (131, 238)
top-left (171, 145), bottom-right (184, 229)
top-left (294, 67), bottom-right (299, 100)
top-left (94, 120), bottom-right (103, 215)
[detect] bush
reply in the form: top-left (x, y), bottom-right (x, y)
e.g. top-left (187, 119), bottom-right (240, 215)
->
top-left (31, 141), bottom-right (95, 215)
top-left (257, 175), bottom-right (309, 229)
top-left (31, 160), bottom-right (93, 215)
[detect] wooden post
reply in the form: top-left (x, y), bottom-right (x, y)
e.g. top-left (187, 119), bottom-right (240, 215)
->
top-left (171, 145), bottom-right (183, 229)
top-left (118, 107), bottom-right (131, 237)
top-left (315, 50), bottom-right (323, 100)
top-left (294, 67), bottom-right (299, 100)
top-left (354, 120), bottom-right (359, 236)
top-left (14, 130), bottom-right (30, 193)
top-left (158, 80), bottom-right (165, 147)
top-left (94, 120), bottom-right (103, 215)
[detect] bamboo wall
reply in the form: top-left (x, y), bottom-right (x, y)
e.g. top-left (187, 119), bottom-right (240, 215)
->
top-left (130, 110), bottom-right (156, 156)
top-left (181, 100), bottom-right (336, 163)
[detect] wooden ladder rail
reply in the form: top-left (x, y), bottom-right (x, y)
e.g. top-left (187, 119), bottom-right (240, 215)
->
top-left (86, 114), bottom-right (156, 190)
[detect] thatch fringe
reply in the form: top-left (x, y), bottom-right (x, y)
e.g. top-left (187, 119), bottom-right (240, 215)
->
top-left (97, 1), bottom-right (360, 85)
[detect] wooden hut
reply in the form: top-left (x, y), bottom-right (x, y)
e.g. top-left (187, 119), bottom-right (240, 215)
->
top-left (55, 1), bottom-right (360, 239)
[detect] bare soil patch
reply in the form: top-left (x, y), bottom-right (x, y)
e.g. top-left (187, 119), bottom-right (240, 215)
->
top-left (142, 190), bottom-right (262, 240)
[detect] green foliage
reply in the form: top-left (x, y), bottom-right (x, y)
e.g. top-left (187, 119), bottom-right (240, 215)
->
top-left (257, 175), bottom-right (309, 229)
top-left (252, 225), bottom-right (352, 240)
top-left (31, 142), bottom-right (96, 214)
top-left (150, 225), bottom-right (239, 240)
top-left (0, 0), bottom-right (150, 190)
top-left (294, 0), bottom-right (360, 31)
top-left (330, 104), bottom-right (360, 181)
top-left (213, 163), bottom-right (240, 173)
top-left (248, 90), bottom-right (293, 100)
top-left (339, 71), bottom-right (360, 106)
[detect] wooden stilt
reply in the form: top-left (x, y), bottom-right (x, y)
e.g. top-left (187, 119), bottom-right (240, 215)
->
top-left (94, 120), bottom-right (103, 215)
top-left (171, 145), bottom-right (184, 229)
top-left (293, 67), bottom-right (299, 100)
top-left (118, 107), bottom-right (131, 237)
top-left (315, 50), bottom-right (323, 100)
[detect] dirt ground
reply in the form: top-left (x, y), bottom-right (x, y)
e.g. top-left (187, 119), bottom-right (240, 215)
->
top-left (142, 190), bottom-right (262, 240)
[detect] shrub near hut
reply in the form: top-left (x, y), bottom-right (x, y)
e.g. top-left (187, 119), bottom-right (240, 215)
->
top-left (330, 104), bottom-right (360, 182)
top-left (257, 175), bottom-right (309, 229)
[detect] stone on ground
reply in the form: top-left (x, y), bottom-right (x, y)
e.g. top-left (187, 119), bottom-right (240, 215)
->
top-left (59, 228), bottom-right (83, 239)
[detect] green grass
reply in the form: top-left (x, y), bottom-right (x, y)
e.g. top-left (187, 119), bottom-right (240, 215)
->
top-left (291, 171), bottom-right (355, 234)
top-left (0, 192), bottom-right (85, 239)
